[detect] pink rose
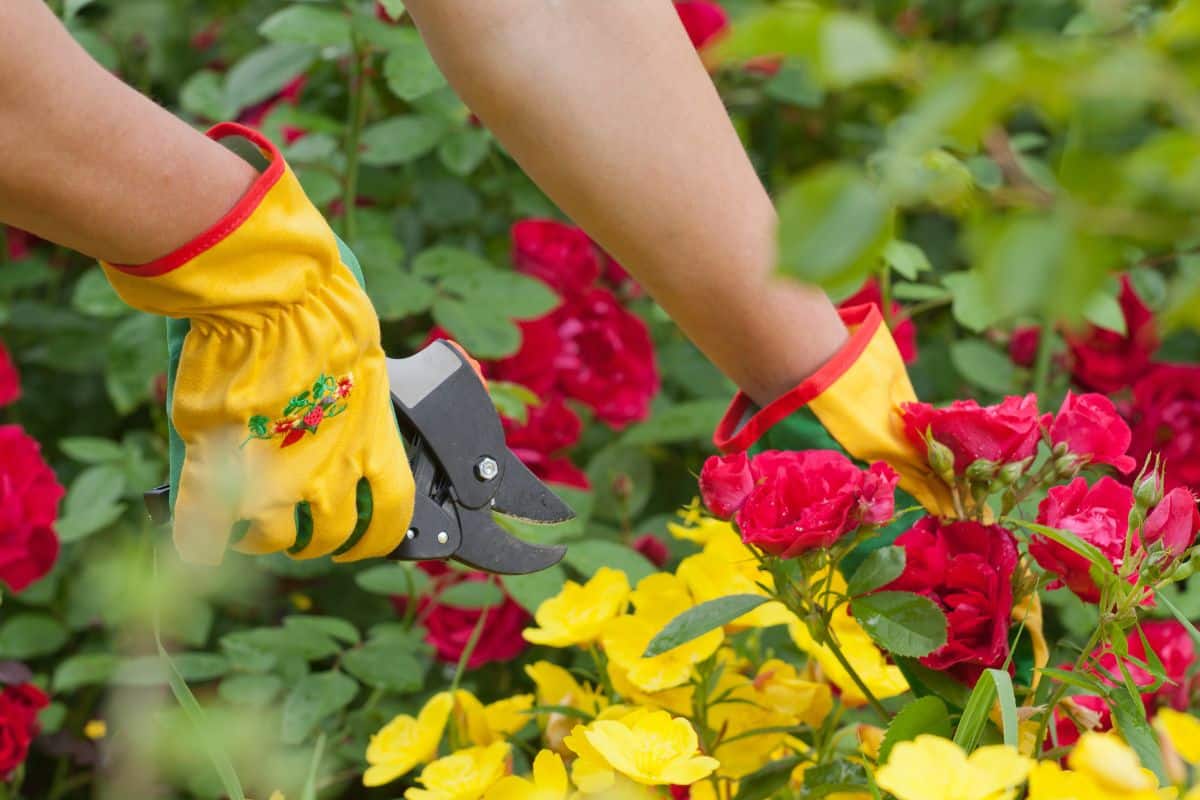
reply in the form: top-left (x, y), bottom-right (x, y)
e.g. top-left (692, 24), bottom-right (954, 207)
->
top-left (1028, 476), bottom-right (1136, 603)
top-left (700, 449), bottom-right (898, 558)
top-left (902, 394), bottom-right (1046, 474)
top-left (0, 340), bottom-right (19, 407)
top-left (512, 219), bottom-right (602, 299)
top-left (674, 1), bottom-right (729, 50)
top-left (1144, 487), bottom-right (1200, 558)
top-left (0, 426), bottom-right (62, 593)
top-left (839, 279), bottom-right (918, 364)
top-left (1049, 391), bottom-right (1136, 473)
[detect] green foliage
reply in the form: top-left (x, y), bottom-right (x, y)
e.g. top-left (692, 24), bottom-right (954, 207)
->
top-left (851, 591), bottom-right (949, 659)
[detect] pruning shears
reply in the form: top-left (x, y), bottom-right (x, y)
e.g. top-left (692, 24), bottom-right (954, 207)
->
top-left (144, 340), bottom-right (572, 575)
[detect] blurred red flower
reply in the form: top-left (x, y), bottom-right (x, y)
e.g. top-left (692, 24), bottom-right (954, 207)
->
top-left (0, 682), bottom-right (47, 779)
top-left (1129, 364), bottom-right (1200, 493)
top-left (902, 394), bottom-right (1046, 474)
top-left (1066, 275), bottom-right (1158, 394)
top-left (632, 534), bottom-right (670, 568)
top-left (840, 279), bottom-right (918, 363)
top-left (512, 219), bottom-right (602, 300)
top-left (1049, 391), bottom-right (1136, 473)
top-left (0, 340), bottom-right (19, 407)
top-left (0, 426), bottom-right (62, 593)
top-left (674, 1), bottom-right (729, 50)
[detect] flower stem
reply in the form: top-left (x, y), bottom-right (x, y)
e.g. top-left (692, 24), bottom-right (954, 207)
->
top-left (341, 33), bottom-right (369, 244)
top-left (822, 625), bottom-right (891, 722)
top-left (449, 602), bottom-right (490, 697)
top-left (1031, 321), bottom-right (1057, 409)
top-left (1032, 617), bottom-right (1108, 752)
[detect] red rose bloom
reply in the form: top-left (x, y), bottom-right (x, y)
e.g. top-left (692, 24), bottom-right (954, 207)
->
top-left (0, 682), bottom-right (47, 779)
top-left (552, 288), bottom-right (659, 429)
top-left (1092, 621), bottom-right (1196, 713)
top-left (1066, 275), bottom-right (1158, 394)
top-left (512, 219), bottom-right (602, 299)
top-left (502, 395), bottom-right (589, 489)
top-left (487, 316), bottom-right (567, 397)
top-left (0, 426), bottom-right (63, 593)
top-left (529, 456), bottom-right (589, 490)
top-left (674, 0), bottom-right (729, 49)
top-left (1008, 326), bottom-right (1040, 369)
top-left (1144, 487), bottom-right (1200, 559)
top-left (1049, 391), bottom-right (1136, 473)
top-left (400, 563), bottom-right (530, 669)
top-left (700, 450), bottom-right (898, 558)
top-left (902, 394), bottom-right (1046, 474)
top-left (632, 534), bottom-right (670, 568)
top-left (1129, 364), bottom-right (1200, 493)
top-left (839, 279), bottom-right (918, 364)
top-left (884, 517), bottom-right (1018, 682)
top-left (0, 340), bottom-right (19, 407)
top-left (1028, 477), bottom-right (1136, 603)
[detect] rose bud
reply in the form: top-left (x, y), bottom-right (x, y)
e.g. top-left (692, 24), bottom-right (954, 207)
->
top-left (1144, 487), bottom-right (1200, 558)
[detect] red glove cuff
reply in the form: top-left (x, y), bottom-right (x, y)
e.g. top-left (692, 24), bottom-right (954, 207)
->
top-left (712, 304), bottom-right (884, 453)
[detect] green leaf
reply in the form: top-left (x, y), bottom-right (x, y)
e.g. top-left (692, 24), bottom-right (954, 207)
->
top-left (879, 695), bottom-right (952, 764)
top-left (953, 668), bottom-right (1017, 752)
top-left (819, 13), bottom-right (898, 88)
top-left (72, 270), bottom-right (127, 317)
top-left (851, 591), bottom-right (947, 658)
top-left (439, 270), bottom-right (560, 319)
top-left (59, 436), bottom-right (124, 464)
top-left (180, 69), bottom-right (236, 121)
top-left (220, 625), bottom-right (341, 664)
top-left (883, 240), bottom-right (932, 280)
top-left (489, 381), bottom-right (541, 424)
top-left (619, 400), bottom-right (729, 446)
top-left (106, 312), bottom-right (166, 414)
top-left (377, 0), bottom-right (406, 21)
top-left (0, 257), bottom-right (53, 292)
top-left (802, 760), bottom-right (872, 798)
top-left (218, 674), bottom-right (283, 708)
top-left (260, 6), bottom-right (351, 48)
top-left (1110, 681), bottom-right (1168, 783)
top-left (432, 297), bottom-right (521, 358)
top-left (343, 637), bottom-right (427, 692)
top-left (360, 115), bottom-right (449, 166)
top-left (63, 0), bottom-right (97, 23)
top-left (439, 581), bottom-right (505, 608)
top-left (113, 654), bottom-right (229, 685)
top-left (1156, 591), bottom-right (1200, 656)
top-left (1082, 287), bottom-right (1128, 335)
top-left (355, 562), bottom-right (431, 596)
top-left (894, 656), bottom-right (973, 708)
top-left (643, 595), bottom-right (767, 658)
top-left (776, 164), bottom-right (893, 297)
top-left (587, 446), bottom-right (654, 525)
top-left (362, 266), bottom-right (436, 321)
top-left (225, 44), bottom-right (317, 112)
top-left (950, 339), bottom-right (1019, 395)
top-left (564, 540), bottom-right (657, 586)
top-left (64, 464), bottom-right (126, 518)
top-left (383, 33), bottom-right (446, 101)
top-left (413, 246), bottom-right (493, 277)
top-left (846, 546), bottom-right (906, 597)
top-left (943, 271), bottom-right (1006, 332)
top-left (53, 653), bottom-right (117, 692)
top-left (763, 61), bottom-right (824, 108)
top-left (285, 616), bottom-right (360, 646)
top-left (0, 614), bottom-right (68, 660)
top-left (734, 757), bottom-right (802, 800)
top-left (438, 128), bottom-right (491, 176)
top-left (502, 565), bottom-right (568, 615)
top-left (56, 502), bottom-right (125, 543)
top-left (39, 702), bottom-right (66, 734)
top-left (280, 671), bottom-right (359, 745)
top-left (1017, 521), bottom-right (1113, 578)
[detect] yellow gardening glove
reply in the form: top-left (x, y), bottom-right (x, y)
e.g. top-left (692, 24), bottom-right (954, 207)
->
top-left (714, 304), bottom-right (955, 517)
top-left (101, 122), bottom-right (413, 565)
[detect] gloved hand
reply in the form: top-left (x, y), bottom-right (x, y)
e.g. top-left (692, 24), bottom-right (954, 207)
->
top-left (713, 304), bottom-right (955, 517)
top-left (102, 122), bottom-right (413, 565)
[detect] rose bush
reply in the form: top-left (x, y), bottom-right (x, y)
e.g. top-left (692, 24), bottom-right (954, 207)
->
top-left (4, 0), bottom-right (1200, 798)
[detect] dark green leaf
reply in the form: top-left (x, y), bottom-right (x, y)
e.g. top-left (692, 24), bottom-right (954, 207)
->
top-left (954, 668), bottom-right (1017, 752)
top-left (72, 270), bottom-right (127, 317)
top-left (1110, 681), bottom-right (1168, 783)
top-left (260, 6), bottom-right (351, 48)
top-left (53, 653), bottom-right (117, 692)
top-left (438, 128), bottom-right (491, 176)
top-left (281, 671), bottom-right (359, 745)
top-left (342, 637), bottom-right (427, 692)
top-left (383, 33), bottom-right (446, 101)
top-left (59, 436), bottom-right (124, 464)
top-left (564, 540), bottom-right (657, 586)
top-left (360, 115), bottom-right (449, 166)
top-left (734, 757), bottom-right (802, 800)
top-left (619, 400), bottom-right (728, 446)
top-left (643, 595), bottom-right (767, 658)
top-left (225, 44), bottom-right (317, 112)
top-left (439, 581), bottom-right (505, 609)
top-left (0, 614), bottom-right (69, 660)
top-left (851, 591), bottom-right (947, 658)
top-left (879, 696), bottom-right (952, 764)
top-left (432, 297), bottom-right (521, 358)
top-left (64, 464), bottom-right (126, 518)
top-left (355, 563), bottom-right (430, 596)
top-left (894, 656), bottom-right (972, 708)
top-left (219, 674), bottom-right (283, 709)
top-left (950, 339), bottom-right (1019, 395)
top-left (846, 546), bottom-right (906, 597)
top-left (803, 759), bottom-right (871, 798)
top-left (285, 616), bottom-right (360, 646)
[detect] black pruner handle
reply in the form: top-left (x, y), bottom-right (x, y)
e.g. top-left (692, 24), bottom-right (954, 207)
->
top-left (144, 483), bottom-right (171, 525)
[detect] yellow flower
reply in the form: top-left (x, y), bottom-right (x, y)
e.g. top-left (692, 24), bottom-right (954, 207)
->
top-left (485, 750), bottom-right (570, 800)
top-left (84, 719), bottom-right (107, 740)
top-left (406, 743), bottom-right (511, 800)
top-left (876, 736), bottom-right (1032, 800)
top-left (524, 567), bottom-right (630, 648)
top-left (606, 660), bottom-right (695, 717)
top-left (787, 568), bottom-right (908, 706)
top-left (667, 500), bottom-right (728, 544)
top-left (675, 524), bottom-right (793, 630)
top-left (601, 573), bottom-right (723, 692)
top-left (1062, 731), bottom-right (1161, 798)
top-left (750, 658), bottom-right (832, 729)
top-left (1157, 708), bottom-right (1200, 765)
top-left (526, 661), bottom-right (608, 718)
top-left (364, 692), bottom-right (454, 787)
top-left (564, 708), bottom-right (718, 790)
top-left (706, 672), bottom-right (792, 779)
top-left (451, 690), bottom-right (534, 746)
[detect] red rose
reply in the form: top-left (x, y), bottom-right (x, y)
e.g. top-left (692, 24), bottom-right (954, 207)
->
top-left (1144, 487), bottom-right (1200, 559)
top-left (0, 340), bottom-right (19, 407)
top-left (699, 452), bottom-right (755, 519)
top-left (839, 280), bottom-right (918, 364)
top-left (1129, 364), bottom-right (1200, 493)
top-left (1066, 275), bottom-right (1158, 394)
top-left (1050, 694), bottom-right (1112, 752)
top-left (1008, 326), bottom-right (1040, 369)
top-left (552, 288), bottom-right (659, 429)
top-left (487, 316), bottom-right (566, 397)
top-left (884, 517), bottom-right (1018, 682)
top-left (632, 534), bottom-right (670, 569)
top-left (503, 395), bottom-right (582, 457)
top-left (0, 426), bottom-right (63, 593)
top-left (0, 683), bottom-right (46, 779)
top-left (1091, 621), bottom-right (1196, 713)
top-left (674, 1), bottom-right (729, 49)
top-left (5, 228), bottom-right (33, 262)
top-left (1028, 477), bottom-right (1136, 603)
top-left (1049, 392), bottom-right (1136, 473)
top-left (700, 450), bottom-right (898, 558)
top-left (528, 456), bottom-right (589, 490)
top-left (902, 394), bottom-right (1046, 474)
top-left (512, 219), bottom-right (602, 299)
top-left (400, 564), bottom-right (530, 669)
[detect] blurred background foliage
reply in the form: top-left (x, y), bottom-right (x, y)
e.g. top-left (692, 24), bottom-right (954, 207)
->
top-left (4, 0), bottom-right (1200, 797)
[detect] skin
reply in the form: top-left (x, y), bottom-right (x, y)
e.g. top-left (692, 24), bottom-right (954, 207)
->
top-left (0, 0), bottom-right (847, 406)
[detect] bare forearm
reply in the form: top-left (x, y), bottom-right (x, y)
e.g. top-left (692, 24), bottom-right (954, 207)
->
top-left (0, 0), bottom-right (255, 265)
top-left (405, 0), bottom-right (847, 404)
